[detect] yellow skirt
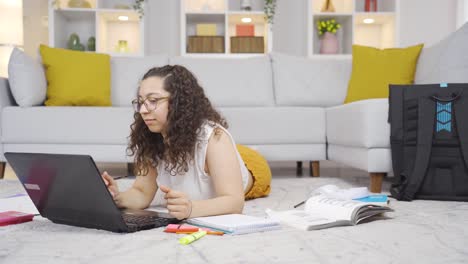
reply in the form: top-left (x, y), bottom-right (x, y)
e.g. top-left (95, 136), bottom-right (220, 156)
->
top-left (236, 144), bottom-right (271, 200)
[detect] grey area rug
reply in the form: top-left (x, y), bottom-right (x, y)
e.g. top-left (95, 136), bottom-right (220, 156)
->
top-left (1, 177), bottom-right (467, 264)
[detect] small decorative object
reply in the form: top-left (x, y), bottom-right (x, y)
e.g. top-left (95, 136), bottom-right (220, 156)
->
top-left (67, 0), bottom-right (91, 8)
top-left (236, 24), bottom-right (255, 36)
top-left (320, 0), bottom-right (335, 12)
top-left (67, 33), bottom-right (85, 51)
top-left (241, 0), bottom-right (252, 11)
top-left (51, 0), bottom-right (61, 9)
top-left (114, 3), bottom-right (131, 9)
top-left (133, 0), bottom-right (145, 18)
top-left (317, 19), bottom-right (341, 54)
top-left (117, 40), bottom-right (129, 53)
top-left (264, 0), bottom-right (276, 25)
top-left (87, 36), bottom-right (95, 52)
top-left (196, 24), bottom-right (217, 36)
top-left (365, 0), bottom-right (377, 12)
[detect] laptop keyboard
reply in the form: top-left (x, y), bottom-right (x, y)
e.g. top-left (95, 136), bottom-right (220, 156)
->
top-left (122, 214), bottom-right (178, 229)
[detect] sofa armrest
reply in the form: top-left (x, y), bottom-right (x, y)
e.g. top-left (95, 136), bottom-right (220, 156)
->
top-left (0, 78), bottom-right (15, 109)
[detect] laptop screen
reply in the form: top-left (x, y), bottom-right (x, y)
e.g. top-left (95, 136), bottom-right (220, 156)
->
top-left (5, 152), bottom-right (127, 230)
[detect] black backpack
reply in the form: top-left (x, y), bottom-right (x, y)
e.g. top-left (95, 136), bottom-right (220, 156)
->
top-left (389, 83), bottom-right (468, 201)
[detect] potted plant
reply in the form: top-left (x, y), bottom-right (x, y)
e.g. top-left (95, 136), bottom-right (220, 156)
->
top-left (264, 0), bottom-right (276, 25)
top-left (133, 0), bottom-right (145, 18)
top-left (317, 18), bottom-right (341, 54)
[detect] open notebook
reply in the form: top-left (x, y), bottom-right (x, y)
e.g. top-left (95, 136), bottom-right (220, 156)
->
top-left (186, 214), bottom-right (281, 235)
top-left (266, 195), bottom-right (393, 230)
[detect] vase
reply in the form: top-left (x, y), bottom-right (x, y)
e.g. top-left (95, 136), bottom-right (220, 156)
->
top-left (319, 32), bottom-right (339, 54)
top-left (320, 0), bottom-right (335, 12)
top-left (240, 0), bottom-right (252, 11)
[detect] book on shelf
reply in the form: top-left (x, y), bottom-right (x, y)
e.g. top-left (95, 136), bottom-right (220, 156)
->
top-left (186, 214), bottom-right (281, 235)
top-left (266, 195), bottom-right (393, 231)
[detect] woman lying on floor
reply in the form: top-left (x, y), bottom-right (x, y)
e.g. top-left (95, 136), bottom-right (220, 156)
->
top-left (102, 65), bottom-right (271, 220)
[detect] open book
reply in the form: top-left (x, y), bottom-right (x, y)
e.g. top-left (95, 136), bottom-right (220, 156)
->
top-left (186, 214), bottom-right (281, 235)
top-left (266, 195), bottom-right (393, 231)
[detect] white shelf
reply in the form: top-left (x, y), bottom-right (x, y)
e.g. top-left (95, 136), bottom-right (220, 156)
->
top-left (181, 0), bottom-right (272, 56)
top-left (49, 0), bottom-right (145, 57)
top-left (308, 0), bottom-right (399, 56)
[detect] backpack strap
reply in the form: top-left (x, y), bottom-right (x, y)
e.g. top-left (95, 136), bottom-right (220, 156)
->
top-left (389, 86), bottom-right (406, 199)
top-left (402, 96), bottom-right (436, 200)
top-left (453, 92), bottom-right (468, 169)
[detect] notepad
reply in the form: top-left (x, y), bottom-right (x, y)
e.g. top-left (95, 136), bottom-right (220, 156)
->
top-left (186, 214), bottom-right (281, 235)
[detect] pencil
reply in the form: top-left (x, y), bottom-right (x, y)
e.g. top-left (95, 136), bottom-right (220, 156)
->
top-left (293, 200), bottom-right (306, 208)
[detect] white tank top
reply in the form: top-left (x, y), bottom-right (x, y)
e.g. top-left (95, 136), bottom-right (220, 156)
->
top-left (150, 122), bottom-right (250, 207)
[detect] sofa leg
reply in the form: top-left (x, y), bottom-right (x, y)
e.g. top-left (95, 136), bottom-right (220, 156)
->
top-left (296, 161), bottom-right (303, 176)
top-left (310, 161), bottom-right (320, 177)
top-left (127, 163), bottom-right (135, 176)
top-left (369, 173), bottom-right (386, 193)
top-left (0, 162), bottom-right (5, 179)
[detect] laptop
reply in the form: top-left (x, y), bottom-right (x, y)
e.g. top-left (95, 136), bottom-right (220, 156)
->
top-left (4, 152), bottom-right (180, 233)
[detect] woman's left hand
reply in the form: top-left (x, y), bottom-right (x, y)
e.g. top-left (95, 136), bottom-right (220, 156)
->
top-left (159, 185), bottom-right (192, 220)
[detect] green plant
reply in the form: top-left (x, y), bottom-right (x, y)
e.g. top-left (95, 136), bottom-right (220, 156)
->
top-left (317, 19), bottom-right (341, 36)
top-left (264, 0), bottom-right (277, 25)
top-left (133, 0), bottom-right (145, 18)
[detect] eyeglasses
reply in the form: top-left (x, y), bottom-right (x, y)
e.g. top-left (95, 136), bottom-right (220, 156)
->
top-left (131, 96), bottom-right (169, 112)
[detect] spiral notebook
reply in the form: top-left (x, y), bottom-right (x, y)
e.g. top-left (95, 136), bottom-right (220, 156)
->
top-left (186, 214), bottom-right (281, 235)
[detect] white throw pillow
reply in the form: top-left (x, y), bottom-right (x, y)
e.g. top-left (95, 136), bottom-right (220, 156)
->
top-left (8, 48), bottom-right (47, 106)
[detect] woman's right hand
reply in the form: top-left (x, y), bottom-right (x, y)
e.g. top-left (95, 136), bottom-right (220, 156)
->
top-left (101, 171), bottom-right (120, 200)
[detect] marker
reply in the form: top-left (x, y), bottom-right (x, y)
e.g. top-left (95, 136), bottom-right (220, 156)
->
top-left (179, 230), bottom-right (207, 245)
top-left (176, 230), bottom-right (224, 236)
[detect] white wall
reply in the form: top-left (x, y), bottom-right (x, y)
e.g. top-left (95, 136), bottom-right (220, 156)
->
top-left (22, 0), bottom-right (460, 57)
top-left (399, 0), bottom-right (457, 48)
top-left (273, 0), bottom-right (308, 56)
top-left (22, 0), bottom-right (48, 58)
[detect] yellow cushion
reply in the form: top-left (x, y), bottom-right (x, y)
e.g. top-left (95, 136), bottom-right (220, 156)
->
top-left (345, 44), bottom-right (424, 104)
top-left (39, 45), bottom-right (111, 106)
top-left (236, 144), bottom-right (271, 200)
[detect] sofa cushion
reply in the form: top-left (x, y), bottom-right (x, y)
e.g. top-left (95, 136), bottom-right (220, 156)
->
top-left (111, 54), bottom-right (169, 106)
top-left (271, 53), bottom-right (351, 107)
top-left (8, 48), bottom-right (47, 107)
top-left (219, 107), bottom-right (325, 144)
top-left (415, 22), bottom-right (468, 84)
top-left (39, 45), bottom-right (111, 106)
top-left (345, 44), bottom-right (423, 103)
top-left (326, 99), bottom-right (389, 148)
top-left (2, 107), bottom-right (134, 144)
top-left (169, 56), bottom-right (274, 107)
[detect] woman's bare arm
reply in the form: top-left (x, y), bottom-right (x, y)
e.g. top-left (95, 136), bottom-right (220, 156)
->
top-left (189, 129), bottom-right (245, 217)
top-left (106, 166), bottom-right (158, 210)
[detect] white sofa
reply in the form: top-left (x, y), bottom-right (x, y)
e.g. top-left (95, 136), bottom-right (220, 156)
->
top-left (0, 52), bottom-right (358, 182)
top-left (7, 21), bottom-right (466, 192)
top-left (326, 22), bottom-right (468, 192)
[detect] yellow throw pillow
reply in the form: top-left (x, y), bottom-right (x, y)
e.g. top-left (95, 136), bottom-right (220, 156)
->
top-left (345, 44), bottom-right (424, 103)
top-left (39, 45), bottom-right (111, 106)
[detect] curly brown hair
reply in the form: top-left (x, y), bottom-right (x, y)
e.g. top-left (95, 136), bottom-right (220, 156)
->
top-left (127, 65), bottom-right (228, 176)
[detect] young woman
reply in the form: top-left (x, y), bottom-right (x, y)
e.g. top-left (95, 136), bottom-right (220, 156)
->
top-left (102, 65), bottom-right (271, 220)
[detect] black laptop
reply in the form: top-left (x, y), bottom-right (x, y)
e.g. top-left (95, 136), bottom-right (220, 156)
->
top-left (4, 152), bottom-right (179, 233)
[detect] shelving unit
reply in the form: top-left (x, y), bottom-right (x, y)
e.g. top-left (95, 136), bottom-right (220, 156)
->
top-left (181, 0), bottom-right (272, 56)
top-left (308, 0), bottom-right (399, 57)
top-left (49, 0), bottom-right (145, 57)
